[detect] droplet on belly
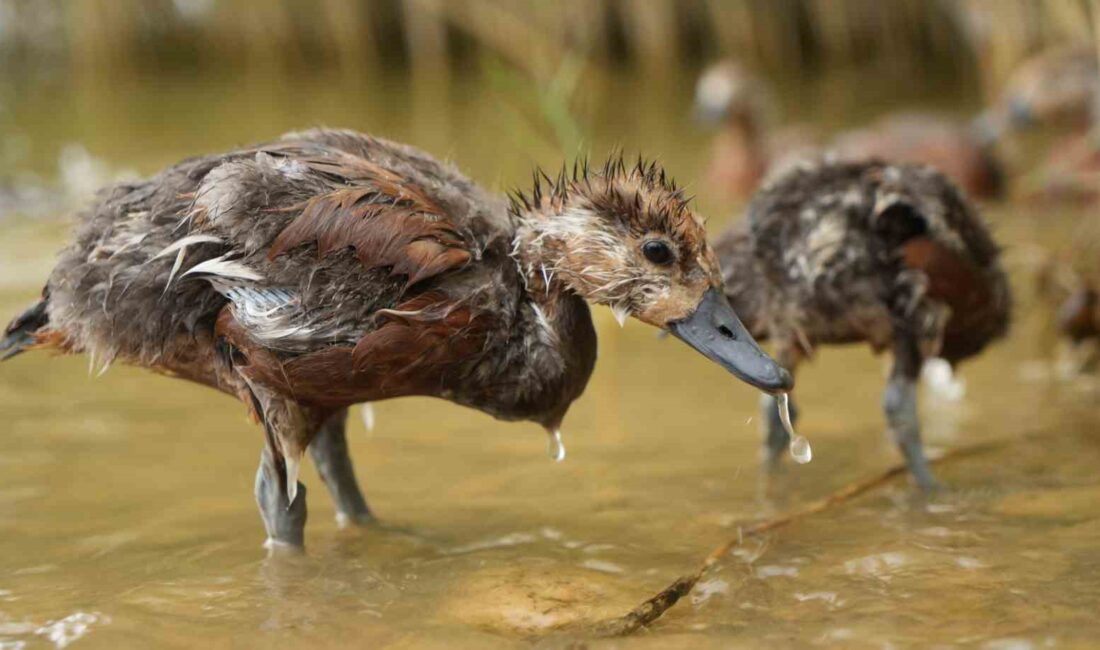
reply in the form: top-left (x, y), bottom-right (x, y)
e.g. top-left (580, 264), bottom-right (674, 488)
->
top-left (360, 402), bottom-right (376, 433)
top-left (547, 429), bottom-right (566, 462)
top-left (776, 393), bottom-right (812, 464)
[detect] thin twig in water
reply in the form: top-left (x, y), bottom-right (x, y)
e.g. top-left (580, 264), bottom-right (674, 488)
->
top-left (592, 441), bottom-right (1003, 637)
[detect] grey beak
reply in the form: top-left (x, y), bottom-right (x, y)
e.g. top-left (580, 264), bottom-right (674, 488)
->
top-left (668, 288), bottom-right (793, 394)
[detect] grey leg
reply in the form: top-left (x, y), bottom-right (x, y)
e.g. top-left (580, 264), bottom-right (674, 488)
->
top-left (883, 336), bottom-right (939, 490)
top-left (309, 408), bottom-right (373, 527)
top-left (255, 446), bottom-right (308, 548)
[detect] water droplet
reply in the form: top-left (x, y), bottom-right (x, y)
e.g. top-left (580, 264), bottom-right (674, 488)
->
top-left (790, 435), bottom-right (812, 464)
top-left (776, 393), bottom-right (812, 464)
top-left (547, 429), bottom-right (566, 462)
top-left (360, 402), bottom-right (376, 433)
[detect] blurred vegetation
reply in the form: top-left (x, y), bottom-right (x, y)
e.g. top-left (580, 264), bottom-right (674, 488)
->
top-left (1, 0), bottom-right (1099, 219)
top-left (0, 0), bottom-right (1096, 86)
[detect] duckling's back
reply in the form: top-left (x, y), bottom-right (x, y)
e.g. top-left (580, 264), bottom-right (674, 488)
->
top-left (3, 129), bottom-right (512, 385)
top-left (724, 159), bottom-right (1010, 362)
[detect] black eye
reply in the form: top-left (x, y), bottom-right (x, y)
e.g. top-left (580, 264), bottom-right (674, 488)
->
top-left (642, 240), bottom-right (675, 266)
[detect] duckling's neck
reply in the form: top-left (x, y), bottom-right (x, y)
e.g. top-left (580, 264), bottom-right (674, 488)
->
top-left (715, 224), bottom-right (769, 337)
top-left (510, 206), bottom-right (591, 306)
top-left (713, 114), bottom-right (768, 191)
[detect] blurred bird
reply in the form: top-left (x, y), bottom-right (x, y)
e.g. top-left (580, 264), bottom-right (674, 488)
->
top-left (694, 60), bottom-right (1005, 201)
top-left (980, 43), bottom-right (1100, 205)
top-left (980, 43), bottom-right (1099, 137)
top-left (714, 159), bottom-right (1011, 488)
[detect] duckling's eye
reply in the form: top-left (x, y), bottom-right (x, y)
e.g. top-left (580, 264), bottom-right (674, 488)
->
top-left (642, 240), bottom-right (675, 266)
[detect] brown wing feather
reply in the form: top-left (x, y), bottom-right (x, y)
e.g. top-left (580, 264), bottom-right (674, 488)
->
top-left (901, 237), bottom-right (1008, 361)
top-left (216, 291), bottom-right (494, 408)
top-left (267, 154), bottom-right (472, 289)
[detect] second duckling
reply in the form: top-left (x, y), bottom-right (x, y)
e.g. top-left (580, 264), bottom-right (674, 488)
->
top-left (715, 160), bottom-right (1011, 488)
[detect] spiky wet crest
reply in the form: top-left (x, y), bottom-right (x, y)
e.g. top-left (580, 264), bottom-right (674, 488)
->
top-left (510, 155), bottom-right (722, 327)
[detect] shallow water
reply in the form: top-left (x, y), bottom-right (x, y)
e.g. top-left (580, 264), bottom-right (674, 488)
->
top-left (1, 70), bottom-right (1099, 649)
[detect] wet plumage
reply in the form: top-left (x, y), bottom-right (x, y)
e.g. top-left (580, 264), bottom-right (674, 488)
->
top-left (2, 128), bottom-right (786, 548)
top-left (715, 159), bottom-right (1011, 487)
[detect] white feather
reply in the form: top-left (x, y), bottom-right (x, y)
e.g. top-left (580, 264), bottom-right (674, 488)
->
top-left (153, 234), bottom-right (224, 260)
top-left (285, 454), bottom-right (301, 506)
top-left (181, 255), bottom-right (264, 283)
top-left (156, 234), bottom-right (225, 289)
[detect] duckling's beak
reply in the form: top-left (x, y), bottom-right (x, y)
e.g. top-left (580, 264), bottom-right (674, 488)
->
top-left (668, 288), bottom-right (793, 394)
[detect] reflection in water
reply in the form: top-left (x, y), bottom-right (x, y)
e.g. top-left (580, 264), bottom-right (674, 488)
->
top-left (1, 72), bottom-right (1099, 648)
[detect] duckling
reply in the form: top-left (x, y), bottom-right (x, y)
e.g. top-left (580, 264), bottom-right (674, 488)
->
top-left (979, 44), bottom-right (1100, 203)
top-left (981, 43), bottom-right (1098, 137)
top-left (1, 129), bottom-right (790, 548)
top-left (694, 60), bottom-right (1005, 201)
top-left (831, 113), bottom-right (1005, 201)
top-left (693, 60), bottom-right (818, 201)
top-left (715, 159), bottom-right (1011, 488)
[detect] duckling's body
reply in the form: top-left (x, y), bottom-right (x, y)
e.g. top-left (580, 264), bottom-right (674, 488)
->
top-left (3, 129), bottom-right (788, 548)
top-left (716, 160), bottom-right (1011, 487)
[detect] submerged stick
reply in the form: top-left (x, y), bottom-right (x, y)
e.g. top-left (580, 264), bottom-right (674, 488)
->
top-left (593, 441), bottom-right (1002, 637)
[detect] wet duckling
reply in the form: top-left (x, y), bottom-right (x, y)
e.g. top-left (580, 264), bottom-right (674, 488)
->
top-left (694, 60), bottom-right (1005, 200)
top-left (1, 129), bottom-right (790, 548)
top-left (715, 159), bottom-right (1011, 488)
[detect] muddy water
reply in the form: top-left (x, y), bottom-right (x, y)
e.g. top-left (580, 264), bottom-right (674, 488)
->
top-left (1, 71), bottom-right (1099, 649)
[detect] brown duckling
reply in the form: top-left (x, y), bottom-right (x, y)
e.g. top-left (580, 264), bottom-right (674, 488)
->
top-left (1, 129), bottom-right (791, 548)
top-left (694, 60), bottom-right (1005, 201)
top-left (715, 159), bottom-right (1011, 488)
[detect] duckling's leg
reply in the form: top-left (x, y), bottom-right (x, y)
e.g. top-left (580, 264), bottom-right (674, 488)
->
top-left (309, 408), bottom-right (374, 527)
top-left (255, 445), bottom-right (308, 549)
top-left (883, 336), bottom-right (939, 490)
top-left (760, 344), bottom-right (801, 466)
top-left (246, 389), bottom-right (314, 549)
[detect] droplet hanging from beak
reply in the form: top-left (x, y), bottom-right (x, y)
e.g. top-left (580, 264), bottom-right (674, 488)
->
top-left (547, 429), bottom-right (566, 462)
top-left (776, 393), bottom-right (812, 464)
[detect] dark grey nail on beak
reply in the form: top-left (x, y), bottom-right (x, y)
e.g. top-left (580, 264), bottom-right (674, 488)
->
top-left (668, 288), bottom-right (793, 394)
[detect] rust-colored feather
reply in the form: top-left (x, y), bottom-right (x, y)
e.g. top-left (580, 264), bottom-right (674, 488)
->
top-left (351, 292), bottom-right (491, 376)
top-left (268, 155), bottom-right (471, 288)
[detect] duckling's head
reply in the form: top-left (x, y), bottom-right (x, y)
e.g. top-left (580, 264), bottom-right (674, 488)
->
top-left (512, 156), bottom-right (792, 393)
top-left (982, 44), bottom-right (1100, 137)
top-left (693, 59), bottom-right (772, 128)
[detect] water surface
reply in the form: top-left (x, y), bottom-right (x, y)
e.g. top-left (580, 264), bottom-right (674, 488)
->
top-left (1, 70), bottom-right (1098, 649)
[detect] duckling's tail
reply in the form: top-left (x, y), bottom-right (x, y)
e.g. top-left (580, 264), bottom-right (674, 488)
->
top-left (1, 293), bottom-right (49, 361)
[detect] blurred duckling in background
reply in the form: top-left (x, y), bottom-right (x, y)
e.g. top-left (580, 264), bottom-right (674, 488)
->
top-left (694, 60), bottom-right (1005, 202)
top-left (692, 60), bottom-right (818, 201)
top-left (982, 43), bottom-right (1100, 204)
top-left (714, 159), bottom-right (1011, 488)
top-left (981, 43), bottom-right (1098, 137)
